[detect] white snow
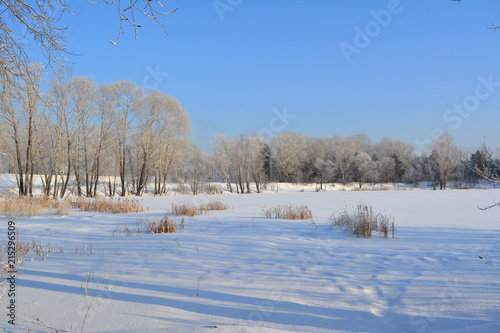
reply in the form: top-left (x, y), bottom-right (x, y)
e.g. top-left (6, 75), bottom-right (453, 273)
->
top-left (1, 185), bottom-right (499, 332)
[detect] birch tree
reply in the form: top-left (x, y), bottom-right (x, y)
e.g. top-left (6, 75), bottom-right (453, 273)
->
top-left (109, 81), bottom-right (143, 196)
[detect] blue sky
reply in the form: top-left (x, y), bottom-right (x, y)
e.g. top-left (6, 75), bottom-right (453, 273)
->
top-left (41, 0), bottom-right (500, 151)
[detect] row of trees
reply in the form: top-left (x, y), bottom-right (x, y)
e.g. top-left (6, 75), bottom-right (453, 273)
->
top-left (206, 132), bottom-right (499, 194)
top-left (0, 65), bottom-right (191, 198)
top-left (1, 66), bottom-right (498, 197)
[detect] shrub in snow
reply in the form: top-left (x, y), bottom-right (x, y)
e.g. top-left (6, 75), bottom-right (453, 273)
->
top-left (263, 204), bottom-right (313, 220)
top-left (171, 200), bottom-right (231, 217)
top-left (146, 216), bottom-right (182, 234)
top-left (329, 203), bottom-right (395, 239)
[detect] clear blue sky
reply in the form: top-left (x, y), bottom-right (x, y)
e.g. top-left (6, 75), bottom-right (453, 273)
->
top-left (48, 0), bottom-right (500, 152)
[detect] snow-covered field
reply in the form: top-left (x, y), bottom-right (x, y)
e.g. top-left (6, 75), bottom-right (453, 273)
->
top-left (1, 186), bottom-right (499, 332)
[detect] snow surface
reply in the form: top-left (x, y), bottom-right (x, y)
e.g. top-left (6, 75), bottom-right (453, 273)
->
top-left (1, 186), bottom-right (499, 332)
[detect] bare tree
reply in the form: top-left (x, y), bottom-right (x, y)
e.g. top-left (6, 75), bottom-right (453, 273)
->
top-left (133, 90), bottom-right (190, 196)
top-left (313, 158), bottom-right (335, 191)
top-left (472, 141), bottom-right (500, 210)
top-left (474, 141), bottom-right (500, 186)
top-left (41, 65), bottom-right (73, 198)
top-left (0, 64), bottom-right (44, 196)
top-left (429, 133), bottom-right (461, 190)
top-left (175, 142), bottom-right (211, 195)
top-left (69, 76), bottom-right (98, 196)
top-left (332, 135), bottom-right (360, 186)
top-left (247, 136), bottom-right (267, 193)
top-left (374, 137), bottom-right (415, 184)
top-left (85, 84), bottom-right (114, 197)
top-left (211, 134), bottom-right (234, 193)
top-left (0, 72), bottom-right (25, 195)
top-left (271, 132), bottom-right (308, 183)
top-left (352, 152), bottom-right (378, 188)
top-left (152, 96), bottom-right (191, 195)
top-left (109, 81), bottom-right (143, 195)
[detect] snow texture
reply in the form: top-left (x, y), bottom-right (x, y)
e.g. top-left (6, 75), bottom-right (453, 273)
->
top-left (1, 184), bottom-right (499, 332)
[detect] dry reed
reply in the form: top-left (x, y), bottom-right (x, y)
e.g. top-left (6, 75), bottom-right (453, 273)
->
top-left (330, 202), bottom-right (395, 239)
top-left (263, 204), bottom-right (313, 220)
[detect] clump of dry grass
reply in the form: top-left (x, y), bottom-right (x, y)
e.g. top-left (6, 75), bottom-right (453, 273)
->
top-left (171, 200), bottom-right (231, 216)
top-left (263, 204), bottom-right (313, 220)
top-left (145, 216), bottom-right (184, 234)
top-left (171, 203), bottom-right (205, 217)
top-left (69, 197), bottom-right (148, 214)
top-left (200, 200), bottom-right (231, 211)
top-left (0, 196), bottom-right (69, 218)
top-left (329, 202), bottom-right (395, 239)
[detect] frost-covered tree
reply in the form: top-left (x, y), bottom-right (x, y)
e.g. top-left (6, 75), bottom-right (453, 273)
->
top-left (176, 143), bottom-right (211, 195)
top-left (109, 81), bottom-right (143, 196)
top-left (132, 90), bottom-right (190, 196)
top-left (271, 132), bottom-right (308, 183)
top-left (332, 135), bottom-right (370, 185)
top-left (211, 134), bottom-right (234, 193)
top-left (428, 133), bottom-right (461, 190)
top-left (352, 152), bottom-right (378, 188)
top-left (374, 137), bottom-right (415, 183)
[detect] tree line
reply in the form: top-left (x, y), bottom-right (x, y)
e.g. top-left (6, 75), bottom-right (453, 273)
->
top-left (207, 132), bottom-right (499, 194)
top-left (1, 66), bottom-right (499, 197)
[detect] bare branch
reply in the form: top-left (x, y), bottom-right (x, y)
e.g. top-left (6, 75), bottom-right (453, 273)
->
top-left (478, 201), bottom-right (500, 211)
top-left (103, 0), bottom-right (178, 45)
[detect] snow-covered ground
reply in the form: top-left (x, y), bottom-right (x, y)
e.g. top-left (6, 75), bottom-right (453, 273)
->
top-left (1, 186), bottom-right (499, 332)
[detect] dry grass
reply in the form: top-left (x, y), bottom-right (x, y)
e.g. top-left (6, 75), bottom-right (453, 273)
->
top-left (69, 197), bottom-right (148, 214)
top-left (330, 203), bottom-right (395, 239)
top-left (263, 204), bottom-right (313, 220)
top-left (171, 203), bottom-right (205, 216)
top-left (171, 200), bottom-right (231, 216)
top-left (0, 230), bottom-right (63, 283)
top-left (0, 196), bottom-right (69, 218)
top-left (112, 223), bottom-right (144, 238)
top-left (145, 216), bottom-right (184, 234)
top-left (200, 200), bottom-right (231, 211)
top-left (0, 196), bottom-right (147, 218)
